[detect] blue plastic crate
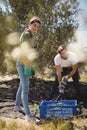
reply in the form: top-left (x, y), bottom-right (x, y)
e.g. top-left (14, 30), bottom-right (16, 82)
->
top-left (39, 100), bottom-right (77, 119)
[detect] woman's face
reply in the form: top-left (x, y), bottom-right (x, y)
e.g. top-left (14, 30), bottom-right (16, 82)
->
top-left (28, 22), bottom-right (40, 33)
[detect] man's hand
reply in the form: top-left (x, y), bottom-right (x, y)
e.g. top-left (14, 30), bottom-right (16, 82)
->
top-left (61, 76), bottom-right (68, 86)
top-left (59, 84), bottom-right (65, 94)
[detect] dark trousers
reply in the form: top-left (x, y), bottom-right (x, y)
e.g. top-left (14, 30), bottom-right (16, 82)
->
top-left (49, 67), bottom-right (81, 101)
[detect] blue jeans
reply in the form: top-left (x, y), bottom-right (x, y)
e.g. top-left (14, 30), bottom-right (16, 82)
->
top-left (15, 61), bottom-right (31, 115)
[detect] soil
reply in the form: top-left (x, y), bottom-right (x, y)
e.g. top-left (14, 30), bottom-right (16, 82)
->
top-left (0, 75), bottom-right (87, 120)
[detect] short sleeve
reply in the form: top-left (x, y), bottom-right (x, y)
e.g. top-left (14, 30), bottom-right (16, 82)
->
top-left (54, 54), bottom-right (60, 65)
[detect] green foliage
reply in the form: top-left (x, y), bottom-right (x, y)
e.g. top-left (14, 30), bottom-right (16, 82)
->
top-left (0, 0), bottom-right (80, 74)
top-left (0, 11), bottom-right (8, 73)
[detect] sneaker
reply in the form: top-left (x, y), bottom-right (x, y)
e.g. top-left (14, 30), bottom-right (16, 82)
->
top-left (25, 115), bottom-right (40, 123)
top-left (14, 106), bottom-right (25, 113)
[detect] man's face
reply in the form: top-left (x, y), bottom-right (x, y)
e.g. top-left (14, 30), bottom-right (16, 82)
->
top-left (59, 49), bottom-right (67, 59)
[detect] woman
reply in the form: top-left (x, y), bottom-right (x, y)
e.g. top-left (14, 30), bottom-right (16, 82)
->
top-left (14, 16), bottom-right (41, 123)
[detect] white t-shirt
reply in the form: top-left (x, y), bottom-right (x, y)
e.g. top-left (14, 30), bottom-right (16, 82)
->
top-left (54, 51), bottom-right (78, 67)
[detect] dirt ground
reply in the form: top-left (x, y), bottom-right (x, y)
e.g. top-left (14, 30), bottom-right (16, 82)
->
top-left (0, 75), bottom-right (52, 119)
top-left (0, 75), bottom-right (87, 127)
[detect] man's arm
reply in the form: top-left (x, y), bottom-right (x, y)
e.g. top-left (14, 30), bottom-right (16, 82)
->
top-left (67, 64), bottom-right (78, 79)
top-left (55, 65), bottom-right (62, 85)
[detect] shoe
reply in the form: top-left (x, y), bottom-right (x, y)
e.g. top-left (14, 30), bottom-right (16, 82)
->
top-left (14, 106), bottom-right (25, 113)
top-left (25, 115), bottom-right (40, 123)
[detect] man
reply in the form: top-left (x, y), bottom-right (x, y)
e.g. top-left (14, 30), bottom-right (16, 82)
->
top-left (49, 44), bottom-right (81, 102)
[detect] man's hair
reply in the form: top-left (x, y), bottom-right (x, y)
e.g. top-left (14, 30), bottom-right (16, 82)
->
top-left (57, 45), bottom-right (67, 53)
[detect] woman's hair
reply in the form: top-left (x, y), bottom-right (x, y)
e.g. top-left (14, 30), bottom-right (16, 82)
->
top-left (29, 16), bottom-right (41, 25)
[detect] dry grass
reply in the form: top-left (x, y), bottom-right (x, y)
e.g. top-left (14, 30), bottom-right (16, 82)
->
top-left (1, 116), bottom-right (87, 130)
